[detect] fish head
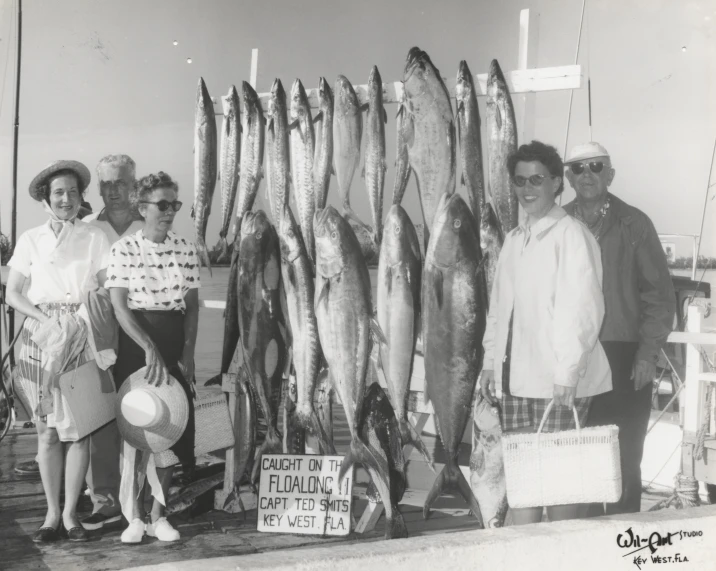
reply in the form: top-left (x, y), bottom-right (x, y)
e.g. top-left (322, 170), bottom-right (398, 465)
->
top-left (368, 65), bottom-right (382, 96)
top-left (428, 193), bottom-right (477, 268)
top-left (268, 78), bottom-right (285, 118)
top-left (240, 209), bottom-right (272, 255)
top-left (318, 76), bottom-right (333, 110)
top-left (242, 80), bottom-right (262, 114)
top-left (196, 77), bottom-right (215, 123)
top-left (290, 78), bottom-right (309, 121)
top-left (486, 59), bottom-right (508, 106)
top-left (277, 204), bottom-right (304, 263)
top-left (474, 396), bottom-right (502, 433)
top-left (382, 205), bottom-right (420, 266)
top-left (403, 48), bottom-right (436, 100)
top-left (455, 60), bottom-right (472, 106)
top-left (313, 206), bottom-right (351, 276)
top-left (334, 75), bottom-right (358, 115)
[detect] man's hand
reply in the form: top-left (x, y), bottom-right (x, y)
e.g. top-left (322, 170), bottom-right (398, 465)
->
top-left (480, 369), bottom-right (496, 404)
top-left (553, 384), bottom-right (576, 408)
top-left (632, 359), bottom-right (656, 391)
top-left (177, 356), bottom-right (196, 399)
top-left (145, 346), bottom-right (170, 387)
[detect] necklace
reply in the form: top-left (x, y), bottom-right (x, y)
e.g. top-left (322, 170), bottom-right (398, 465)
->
top-left (574, 198), bottom-right (611, 241)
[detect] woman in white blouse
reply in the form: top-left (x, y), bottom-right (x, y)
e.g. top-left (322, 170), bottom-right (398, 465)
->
top-left (105, 171), bottom-right (200, 544)
top-left (6, 160), bottom-right (110, 543)
top-left (479, 141), bottom-right (612, 525)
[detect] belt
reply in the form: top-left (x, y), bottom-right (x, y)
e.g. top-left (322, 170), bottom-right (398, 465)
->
top-left (38, 302), bottom-right (81, 311)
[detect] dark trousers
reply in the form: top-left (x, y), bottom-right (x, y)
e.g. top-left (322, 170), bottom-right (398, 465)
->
top-left (586, 342), bottom-right (652, 515)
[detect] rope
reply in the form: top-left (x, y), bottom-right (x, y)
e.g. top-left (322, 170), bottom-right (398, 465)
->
top-left (648, 473), bottom-right (701, 512)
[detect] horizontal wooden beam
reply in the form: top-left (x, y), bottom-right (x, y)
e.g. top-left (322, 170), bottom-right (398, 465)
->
top-left (214, 64), bottom-right (582, 114)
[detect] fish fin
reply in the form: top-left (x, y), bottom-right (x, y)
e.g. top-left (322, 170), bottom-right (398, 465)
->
top-left (338, 437), bottom-right (389, 490)
top-left (424, 458), bottom-right (484, 526)
top-left (190, 204), bottom-right (195, 219)
top-left (360, 102), bottom-right (369, 113)
top-left (399, 418), bottom-right (435, 472)
top-left (215, 236), bottom-right (230, 264)
top-left (434, 270), bottom-right (443, 308)
top-left (342, 206), bottom-right (370, 231)
top-left (496, 105), bottom-right (503, 130)
top-left (360, 164), bottom-right (365, 179)
top-left (385, 264), bottom-right (392, 296)
top-left (331, 164), bottom-right (336, 176)
top-left (197, 239), bottom-right (213, 278)
top-left (461, 173), bottom-right (465, 186)
top-left (288, 119), bottom-right (299, 131)
top-left (268, 117), bottom-right (274, 134)
top-left (370, 317), bottom-right (387, 346)
top-left (217, 170), bottom-right (221, 182)
top-left (205, 373), bottom-right (222, 387)
top-left (315, 275), bottom-right (330, 310)
top-left (382, 158), bottom-right (388, 173)
top-left (313, 111), bottom-right (323, 124)
top-left (382, 106), bottom-right (388, 124)
top-left (250, 426), bottom-right (283, 484)
top-left (404, 113), bottom-right (415, 148)
top-left (286, 263), bottom-right (298, 290)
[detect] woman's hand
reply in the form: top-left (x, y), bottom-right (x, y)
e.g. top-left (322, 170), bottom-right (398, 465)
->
top-left (553, 384), bottom-right (576, 408)
top-left (479, 369), bottom-right (496, 404)
top-left (145, 345), bottom-right (170, 387)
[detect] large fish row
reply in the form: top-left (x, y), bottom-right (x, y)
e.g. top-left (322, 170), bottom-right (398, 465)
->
top-left (196, 46), bottom-right (519, 538)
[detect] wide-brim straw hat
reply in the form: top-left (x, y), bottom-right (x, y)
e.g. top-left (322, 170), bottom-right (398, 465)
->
top-left (116, 367), bottom-right (189, 454)
top-left (28, 160), bottom-right (92, 201)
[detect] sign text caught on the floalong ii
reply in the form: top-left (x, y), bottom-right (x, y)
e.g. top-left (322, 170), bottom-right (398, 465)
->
top-left (257, 454), bottom-right (353, 536)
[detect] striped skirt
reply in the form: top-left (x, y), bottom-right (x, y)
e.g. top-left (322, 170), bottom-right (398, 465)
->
top-left (16, 303), bottom-right (91, 434)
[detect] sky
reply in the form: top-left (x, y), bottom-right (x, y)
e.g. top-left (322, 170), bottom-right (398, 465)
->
top-left (0, 0), bottom-right (714, 256)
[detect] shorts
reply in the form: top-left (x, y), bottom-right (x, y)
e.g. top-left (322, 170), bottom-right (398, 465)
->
top-left (501, 393), bottom-right (592, 434)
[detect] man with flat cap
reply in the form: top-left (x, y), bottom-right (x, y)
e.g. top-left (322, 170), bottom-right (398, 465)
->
top-left (564, 142), bottom-right (676, 515)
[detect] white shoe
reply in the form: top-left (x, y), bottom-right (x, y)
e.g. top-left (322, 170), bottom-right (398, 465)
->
top-left (146, 517), bottom-right (180, 542)
top-left (121, 519), bottom-right (145, 544)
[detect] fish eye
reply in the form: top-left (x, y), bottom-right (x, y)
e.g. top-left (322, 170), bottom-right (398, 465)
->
top-left (331, 231), bottom-right (337, 240)
top-left (453, 219), bottom-right (462, 229)
top-left (256, 231), bottom-right (263, 240)
top-left (394, 224), bottom-right (401, 235)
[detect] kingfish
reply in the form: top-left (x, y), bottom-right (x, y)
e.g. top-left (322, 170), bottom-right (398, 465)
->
top-left (314, 77), bottom-right (334, 212)
top-left (456, 60), bottom-right (484, 222)
top-left (486, 59), bottom-right (518, 235)
top-left (230, 81), bottom-right (265, 240)
top-left (333, 75), bottom-right (370, 231)
top-left (166, 473), bottom-right (224, 516)
top-left (422, 193), bottom-right (486, 525)
top-left (313, 206), bottom-right (398, 536)
top-left (238, 210), bottom-right (287, 484)
top-left (470, 395), bottom-right (508, 528)
top-left (290, 79), bottom-right (317, 264)
top-left (402, 47), bottom-right (456, 251)
top-left (376, 205), bottom-right (432, 467)
top-left (392, 89), bottom-right (411, 207)
top-left (480, 202), bottom-right (503, 303)
top-left (359, 383), bottom-right (408, 539)
top-left (277, 203), bottom-right (334, 454)
top-left (216, 85), bottom-right (241, 263)
top-left (192, 77), bottom-right (218, 276)
top-left (266, 78), bottom-right (291, 226)
top-left (363, 65), bottom-right (387, 249)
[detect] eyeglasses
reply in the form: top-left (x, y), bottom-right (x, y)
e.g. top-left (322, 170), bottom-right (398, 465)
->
top-left (511, 174), bottom-right (554, 187)
top-left (140, 200), bottom-right (183, 212)
top-left (569, 161), bottom-right (605, 175)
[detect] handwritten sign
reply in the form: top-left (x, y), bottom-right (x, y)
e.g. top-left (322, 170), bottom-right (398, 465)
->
top-left (257, 454), bottom-right (353, 536)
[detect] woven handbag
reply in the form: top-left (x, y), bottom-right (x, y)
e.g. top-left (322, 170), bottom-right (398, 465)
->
top-left (59, 359), bottom-right (117, 441)
top-left (502, 399), bottom-right (622, 508)
top-left (155, 391), bottom-right (235, 468)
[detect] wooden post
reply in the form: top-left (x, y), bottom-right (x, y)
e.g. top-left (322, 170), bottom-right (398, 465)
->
top-left (250, 48), bottom-right (259, 89)
top-left (683, 304), bottom-right (705, 435)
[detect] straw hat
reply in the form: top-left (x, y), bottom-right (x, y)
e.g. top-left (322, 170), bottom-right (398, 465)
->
top-left (28, 160), bottom-right (92, 201)
top-left (564, 142), bottom-right (610, 164)
top-left (116, 367), bottom-right (189, 453)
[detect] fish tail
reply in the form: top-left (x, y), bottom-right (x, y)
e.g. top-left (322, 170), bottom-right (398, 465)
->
top-left (398, 418), bottom-right (435, 472)
top-left (251, 425), bottom-right (283, 484)
top-left (205, 373), bottom-right (222, 387)
top-left (386, 510), bottom-right (408, 540)
top-left (342, 204), bottom-right (370, 231)
top-left (197, 238), bottom-right (213, 277)
top-left (338, 436), bottom-right (388, 490)
top-left (423, 457), bottom-right (484, 527)
top-left (358, 450), bottom-right (407, 540)
top-left (215, 236), bottom-right (230, 264)
top-left (293, 404), bottom-right (337, 455)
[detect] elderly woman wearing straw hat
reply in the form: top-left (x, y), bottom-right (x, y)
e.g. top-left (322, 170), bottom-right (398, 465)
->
top-left (479, 141), bottom-right (612, 525)
top-left (105, 171), bottom-right (199, 544)
top-left (5, 160), bottom-right (111, 543)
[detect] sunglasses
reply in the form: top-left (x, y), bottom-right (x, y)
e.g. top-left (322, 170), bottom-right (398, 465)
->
top-left (140, 200), bottom-right (183, 212)
top-left (511, 174), bottom-right (555, 187)
top-left (569, 161), bottom-right (605, 175)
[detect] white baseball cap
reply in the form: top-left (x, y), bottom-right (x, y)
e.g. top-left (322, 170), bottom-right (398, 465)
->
top-left (565, 142), bottom-right (610, 164)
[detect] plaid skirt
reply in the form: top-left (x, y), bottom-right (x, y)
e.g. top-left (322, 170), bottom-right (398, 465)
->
top-left (501, 393), bottom-right (592, 434)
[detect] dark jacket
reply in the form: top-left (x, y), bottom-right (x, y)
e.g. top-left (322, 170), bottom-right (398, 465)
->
top-left (564, 193), bottom-right (675, 364)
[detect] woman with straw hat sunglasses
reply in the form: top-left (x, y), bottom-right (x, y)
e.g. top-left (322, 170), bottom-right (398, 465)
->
top-left (105, 171), bottom-right (199, 544)
top-left (5, 160), bottom-right (111, 543)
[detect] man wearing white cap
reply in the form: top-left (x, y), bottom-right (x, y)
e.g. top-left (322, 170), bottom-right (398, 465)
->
top-left (563, 142), bottom-right (675, 515)
top-left (80, 155), bottom-right (144, 532)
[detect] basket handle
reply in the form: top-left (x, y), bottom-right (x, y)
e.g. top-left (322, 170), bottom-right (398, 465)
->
top-left (536, 399), bottom-right (581, 435)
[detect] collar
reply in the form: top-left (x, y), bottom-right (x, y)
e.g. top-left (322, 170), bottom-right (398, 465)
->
top-left (138, 229), bottom-right (174, 248)
top-left (514, 204), bottom-right (566, 241)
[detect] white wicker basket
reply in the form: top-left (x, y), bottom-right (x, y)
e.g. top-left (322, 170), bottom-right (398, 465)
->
top-left (502, 399), bottom-right (622, 508)
top-left (155, 391), bottom-right (235, 468)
